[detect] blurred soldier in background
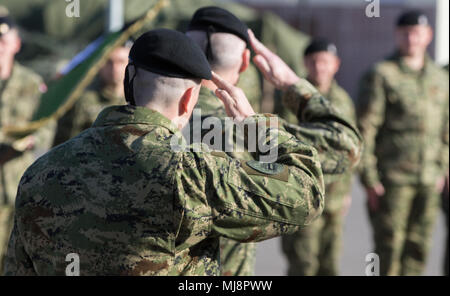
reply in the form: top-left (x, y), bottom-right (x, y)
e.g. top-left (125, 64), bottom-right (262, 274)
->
top-left (357, 11), bottom-right (449, 276)
top-left (0, 7), bottom-right (53, 273)
top-left (52, 44), bottom-right (130, 146)
top-left (281, 40), bottom-right (356, 276)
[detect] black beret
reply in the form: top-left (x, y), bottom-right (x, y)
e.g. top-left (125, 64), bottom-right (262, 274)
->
top-left (397, 10), bottom-right (429, 27)
top-left (304, 39), bottom-right (338, 57)
top-left (0, 6), bottom-right (16, 36)
top-left (129, 28), bottom-right (211, 80)
top-left (188, 6), bottom-right (249, 47)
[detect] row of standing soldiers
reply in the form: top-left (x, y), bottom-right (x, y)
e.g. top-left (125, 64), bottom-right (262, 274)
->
top-left (0, 6), bottom-right (448, 276)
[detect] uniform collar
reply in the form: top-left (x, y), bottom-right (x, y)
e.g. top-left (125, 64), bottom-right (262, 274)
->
top-left (306, 78), bottom-right (337, 97)
top-left (393, 50), bottom-right (432, 75)
top-left (92, 105), bottom-right (179, 134)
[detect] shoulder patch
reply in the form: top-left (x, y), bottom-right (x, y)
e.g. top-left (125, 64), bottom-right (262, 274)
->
top-left (243, 160), bottom-right (289, 182)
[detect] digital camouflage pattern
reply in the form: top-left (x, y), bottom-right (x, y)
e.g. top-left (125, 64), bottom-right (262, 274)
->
top-left (357, 52), bottom-right (449, 276)
top-left (282, 81), bottom-right (362, 184)
top-left (281, 80), bottom-right (357, 276)
top-left (3, 78), bottom-right (362, 275)
top-left (4, 88), bottom-right (322, 275)
top-left (189, 85), bottom-right (256, 276)
top-left (0, 62), bottom-right (53, 273)
top-left (189, 80), bottom-right (362, 275)
top-left (53, 81), bottom-right (125, 147)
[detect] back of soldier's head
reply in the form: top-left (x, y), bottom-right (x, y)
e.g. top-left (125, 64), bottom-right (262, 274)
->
top-left (124, 29), bottom-right (211, 108)
top-left (186, 6), bottom-right (250, 72)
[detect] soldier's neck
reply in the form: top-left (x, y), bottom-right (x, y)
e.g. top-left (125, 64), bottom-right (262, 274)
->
top-left (0, 58), bottom-right (14, 80)
top-left (308, 77), bottom-right (332, 95)
top-left (105, 83), bottom-right (124, 98)
top-left (402, 54), bottom-right (425, 72)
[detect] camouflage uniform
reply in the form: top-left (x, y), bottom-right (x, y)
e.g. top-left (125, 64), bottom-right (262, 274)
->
top-left (189, 79), bottom-right (362, 276)
top-left (0, 62), bottom-right (52, 273)
top-left (4, 80), bottom-right (362, 275)
top-left (190, 86), bottom-right (257, 276)
top-left (281, 80), bottom-right (357, 276)
top-left (357, 52), bottom-right (449, 276)
top-left (53, 82), bottom-right (125, 146)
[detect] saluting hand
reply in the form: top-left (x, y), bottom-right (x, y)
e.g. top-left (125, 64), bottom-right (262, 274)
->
top-left (211, 72), bottom-right (255, 122)
top-left (248, 29), bottom-right (300, 91)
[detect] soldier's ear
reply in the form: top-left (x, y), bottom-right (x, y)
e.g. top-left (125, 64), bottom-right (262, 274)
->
top-left (179, 86), bottom-right (196, 115)
top-left (239, 49), bottom-right (251, 74)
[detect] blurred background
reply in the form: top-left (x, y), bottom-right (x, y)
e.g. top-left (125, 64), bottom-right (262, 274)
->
top-left (1, 0), bottom-right (448, 275)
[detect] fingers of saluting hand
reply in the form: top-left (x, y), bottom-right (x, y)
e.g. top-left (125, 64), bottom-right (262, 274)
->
top-left (211, 72), bottom-right (235, 95)
top-left (248, 29), bottom-right (272, 59)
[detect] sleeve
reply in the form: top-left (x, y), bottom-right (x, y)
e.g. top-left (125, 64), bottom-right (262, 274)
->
top-left (355, 69), bottom-right (386, 188)
top-left (177, 114), bottom-right (325, 243)
top-left (281, 79), bottom-right (363, 184)
top-left (0, 74), bottom-right (54, 163)
top-left (2, 218), bottom-right (37, 276)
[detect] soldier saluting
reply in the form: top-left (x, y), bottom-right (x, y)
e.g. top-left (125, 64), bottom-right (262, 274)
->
top-left (4, 27), bottom-right (361, 275)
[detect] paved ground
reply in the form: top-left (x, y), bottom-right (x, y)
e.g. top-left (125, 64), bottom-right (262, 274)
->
top-left (255, 177), bottom-right (447, 276)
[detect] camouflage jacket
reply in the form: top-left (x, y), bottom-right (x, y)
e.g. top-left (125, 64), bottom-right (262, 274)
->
top-left (186, 86), bottom-right (253, 162)
top-left (316, 80), bottom-right (356, 211)
top-left (0, 62), bottom-right (50, 206)
top-left (53, 82), bottom-right (125, 146)
top-left (5, 86), bottom-right (332, 275)
top-left (281, 80), bottom-right (362, 185)
top-left (357, 52), bottom-right (449, 187)
top-left (190, 80), bottom-right (362, 181)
